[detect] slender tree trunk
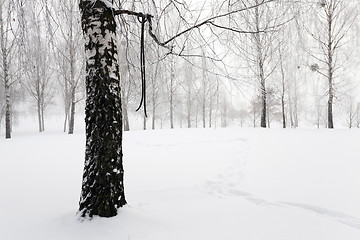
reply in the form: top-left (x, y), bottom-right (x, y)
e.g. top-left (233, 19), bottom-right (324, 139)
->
top-left (121, 91), bottom-right (130, 131)
top-left (4, 59), bottom-right (11, 138)
top-left (202, 54), bottom-right (206, 128)
top-left (202, 102), bottom-right (206, 128)
top-left (294, 88), bottom-right (299, 128)
top-left (41, 100), bottom-right (45, 132)
top-left (151, 62), bottom-right (160, 130)
top-left (260, 79), bottom-right (266, 128)
top-left (122, 102), bottom-right (130, 131)
top-left (222, 96), bottom-right (227, 128)
top-left (1, 4), bottom-right (11, 139)
top-left (254, 4), bottom-right (266, 128)
top-left (169, 59), bottom-right (175, 129)
top-left (187, 87), bottom-right (191, 128)
top-left (288, 92), bottom-right (294, 128)
top-left (37, 94), bottom-right (42, 132)
top-left (68, 89), bottom-right (76, 134)
top-left (170, 93), bottom-right (174, 129)
top-left (253, 108), bottom-right (256, 128)
top-left (209, 100), bottom-right (212, 128)
top-left (79, 0), bottom-right (126, 218)
top-left (5, 78), bottom-right (11, 138)
top-left (152, 107), bottom-right (156, 129)
top-left (195, 105), bottom-right (198, 128)
top-left (68, 1), bottom-right (76, 134)
top-left (279, 50), bottom-right (286, 128)
top-left (179, 105), bottom-right (183, 128)
top-left (64, 108), bottom-right (69, 132)
top-left (327, 16), bottom-right (334, 129)
top-left (281, 93), bottom-right (286, 128)
top-left (143, 114), bottom-right (147, 130)
top-left (151, 80), bottom-right (156, 130)
top-left (328, 90), bottom-right (334, 128)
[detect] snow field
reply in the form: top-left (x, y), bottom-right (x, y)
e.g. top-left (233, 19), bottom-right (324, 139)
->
top-left (1, 127), bottom-right (360, 239)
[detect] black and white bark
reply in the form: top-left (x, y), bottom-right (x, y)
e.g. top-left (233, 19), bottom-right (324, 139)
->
top-left (0, 1), bottom-right (14, 139)
top-left (79, 0), bottom-right (126, 218)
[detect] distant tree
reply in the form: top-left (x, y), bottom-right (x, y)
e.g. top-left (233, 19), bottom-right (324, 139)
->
top-left (305, 0), bottom-right (358, 128)
top-left (227, 0), bottom-right (287, 128)
top-left (278, 41), bottom-right (287, 128)
top-left (266, 88), bottom-right (281, 128)
top-left (238, 108), bottom-right (249, 128)
top-left (167, 55), bottom-right (179, 129)
top-left (343, 89), bottom-right (358, 129)
top-left (220, 93), bottom-right (229, 128)
top-left (24, 2), bottom-right (54, 133)
top-left (183, 58), bottom-right (195, 128)
top-left (356, 103), bottom-right (360, 128)
top-left (52, 0), bottom-right (85, 134)
top-left (118, 39), bottom-right (135, 132)
top-left (250, 95), bottom-right (261, 127)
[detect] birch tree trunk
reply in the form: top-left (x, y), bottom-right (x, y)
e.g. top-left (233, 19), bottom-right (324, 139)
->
top-left (122, 97), bottom-right (130, 131)
top-left (254, 5), bottom-right (267, 128)
top-left (68, 1), bottom-right (76, 134)
top-left (68, 88), bottom-right (76, 134)
top-left (79, 0), bottom-right (126, 218)
top-left (279, 50), bottom-right (286, 129)
top-left (169, 58), bottom-right (175, 129)
top-left (4, 75), bottom-right (11, 139)
top-left (0, 3), bottom-right (11, 139)
top-left (327, 9), bottom-right (334, 129)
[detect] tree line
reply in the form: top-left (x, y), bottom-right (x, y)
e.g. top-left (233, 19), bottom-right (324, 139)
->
top-left (1, 0), bottom-right (360, 140)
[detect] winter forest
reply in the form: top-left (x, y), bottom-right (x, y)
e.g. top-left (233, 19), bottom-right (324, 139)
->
top-left (1, 0), bottom-right (360, 134)
top-left (1, 0), bottom-right (360, 239)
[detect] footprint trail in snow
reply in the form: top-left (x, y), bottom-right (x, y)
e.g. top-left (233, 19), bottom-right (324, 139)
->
top-left (201, 137), bottom-right (360, 231)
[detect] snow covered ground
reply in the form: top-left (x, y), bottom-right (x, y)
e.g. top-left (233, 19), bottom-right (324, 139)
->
top-left (1, 124), bottom-right (360, 240)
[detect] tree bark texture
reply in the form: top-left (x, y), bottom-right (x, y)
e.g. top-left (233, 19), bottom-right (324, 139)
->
top-left (68, 5), bottom-right (76, 135)
top-left (0, 4), bottom-right (11, 139)
top-left (68, 89), bottom-right (76, 134)
top-left (79, 0), bottom-right (126, 218)
top-left (5, 78), bottom-right (11, 139)
top-left (254, 5), bottom-right (266, 128)
top-left (327, 7), bottom-right (334, 129)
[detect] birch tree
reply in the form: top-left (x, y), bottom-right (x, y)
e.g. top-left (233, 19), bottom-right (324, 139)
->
top-left (24, 2), bottom-right (54, 133)
top-left (226, 0), bottom-right (287, 128)
top-left (0, 0), bottom-right (17, 139)
top-left (77, 0), bottom-right (282, 218)
top-left (306, 0), bottom-right (358, 128)
top-left (53, 0), bottom-right (85, 134)
top-left (78, 0), bottom-right (126, 218)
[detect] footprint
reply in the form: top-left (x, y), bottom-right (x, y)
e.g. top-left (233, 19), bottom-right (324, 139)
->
top-left (281, 202), bottom-right (360, 230)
